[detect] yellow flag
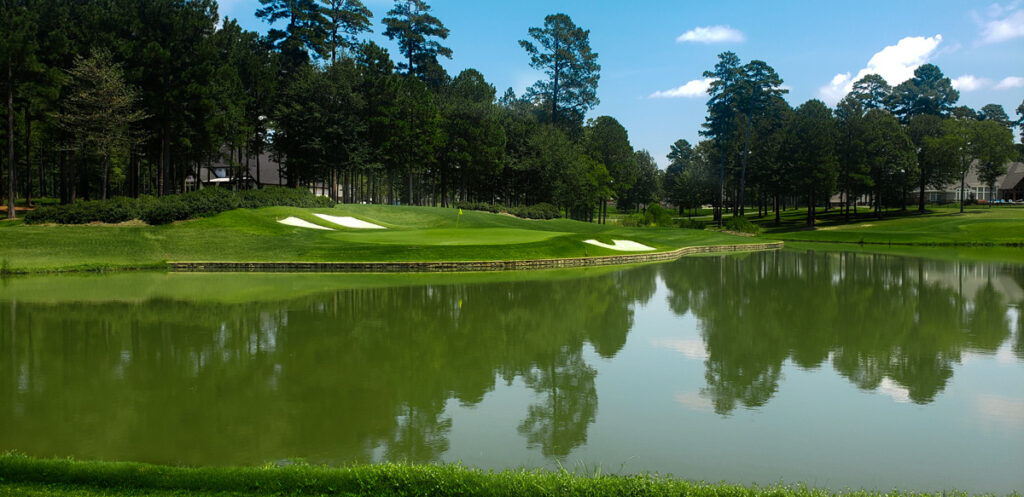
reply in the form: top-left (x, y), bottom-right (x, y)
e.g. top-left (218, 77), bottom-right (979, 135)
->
top-left (459, 208), bottom-right (463, 215)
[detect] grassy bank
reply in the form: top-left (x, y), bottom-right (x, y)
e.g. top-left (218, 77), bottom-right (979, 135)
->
top-left (0, 204), bottom-right (759, 274)
top-left (0, 455), bottom-right (998, 497)
top-left (744, 205), bottom-right (1024, 246)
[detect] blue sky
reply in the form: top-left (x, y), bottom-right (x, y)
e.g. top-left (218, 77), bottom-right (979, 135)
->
top-left (219, 0), bottom-right (1024, 166)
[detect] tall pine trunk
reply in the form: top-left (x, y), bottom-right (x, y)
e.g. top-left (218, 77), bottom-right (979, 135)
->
top-left (24, 113), bottom-right (32, 206)
top-left (6, 62), bottom-right (15, 219)
top-left (739, 106), bottom-right (752, 217)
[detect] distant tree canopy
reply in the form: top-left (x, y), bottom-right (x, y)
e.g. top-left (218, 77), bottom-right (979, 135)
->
top-left (3, 2), bottom-right (1020, 226)
top-left (1, 0), bottom-right (665, 224)
top-left (677, 51), bottom-right (1019, 228)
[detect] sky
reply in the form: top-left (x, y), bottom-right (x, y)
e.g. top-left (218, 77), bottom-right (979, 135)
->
top-left (219, 0), bottom-right (1024, 167)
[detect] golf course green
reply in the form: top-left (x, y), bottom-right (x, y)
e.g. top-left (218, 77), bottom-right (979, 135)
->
top-left (0, 204), bottom-right (760, 274)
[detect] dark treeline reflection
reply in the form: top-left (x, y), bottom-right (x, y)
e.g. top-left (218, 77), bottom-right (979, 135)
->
top-left (662, 251), bottom-right (1022, 415)
top-left (0, 269), bottom-right (656, 465)
top-left (0, 251), bottom-right (1020, 464)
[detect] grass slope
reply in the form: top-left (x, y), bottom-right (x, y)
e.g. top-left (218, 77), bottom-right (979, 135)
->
top-left (0, 205), bottom-right (755, 273)
top-left (0, 455), bottom-right (999, 497)
top-left (748, 205), bottom-right (1024, 246)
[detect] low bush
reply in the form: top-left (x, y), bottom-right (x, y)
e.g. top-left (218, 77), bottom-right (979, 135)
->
top-left (677, 218), bottom-right (707, 230)
top-left (619, 213), bottom-right (645, 227)
top-left (24, 187), bottom-right (335, 226)
top-left (724, 216), bottom-right (760, 234)
top-left (643, 203), bottom-right (674, 227)
top-left (456, 201), bottom-right (561, 220)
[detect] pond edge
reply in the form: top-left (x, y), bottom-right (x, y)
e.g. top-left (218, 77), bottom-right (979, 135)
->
top-left (168, 241), bottom-right (784, 273)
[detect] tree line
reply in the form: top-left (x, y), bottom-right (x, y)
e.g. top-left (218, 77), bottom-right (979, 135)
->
top-left (664, 52), bottom-right (1024, 226)
top-left (1, 0), bottom-right (662, 221)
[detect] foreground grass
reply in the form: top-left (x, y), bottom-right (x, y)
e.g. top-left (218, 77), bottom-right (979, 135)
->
top-left (0, 455), bottom-right (1001, 497)
top-left (0, 204), bottom-right (756, 274)
top-left (746, 205), bottom-right (1024, 246)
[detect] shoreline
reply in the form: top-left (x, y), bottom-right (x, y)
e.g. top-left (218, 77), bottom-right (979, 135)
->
top-left (168, 241), bottom-right (784, 273)
top-left (0, 454), bottom-right (992, 497)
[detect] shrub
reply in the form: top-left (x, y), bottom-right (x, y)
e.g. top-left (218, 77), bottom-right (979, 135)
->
top-left (724, 216), bottom-right (760, 234)
top-left (456, 201), bottom-right (561, 220)
top-left (643, 203), bottom-right (674, 227)
top-left (26, 198), bottom-right (139, 225)
top-left (24, 186), bottom-right (335, 225)
top-left (677, 218), bottom-right (707, 230)
top-left (237, 186), bottom-right (334, 209)
top-left (619, 213), bottom-right (646, 227)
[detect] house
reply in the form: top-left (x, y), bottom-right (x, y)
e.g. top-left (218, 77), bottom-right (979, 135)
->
top-left (186, 149), bottom-right (284, 190)
top-left (185, 149), bottom-right (334, 198)
top-left (925, 161), bottom-right (1024, 203)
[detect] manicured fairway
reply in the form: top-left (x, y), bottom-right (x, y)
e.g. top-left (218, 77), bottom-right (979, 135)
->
top-left (749, 205), bottom-right (1024, 246)
top-left (0, 205), bottom-right (756, 273)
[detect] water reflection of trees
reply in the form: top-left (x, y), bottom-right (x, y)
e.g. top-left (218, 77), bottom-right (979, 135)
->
top-left (0, 266), bottom-right (658, 465)
top-left (660, 251), bottom-right (1020, 414)
top-left (0, 252), bottom-right (1018, 462)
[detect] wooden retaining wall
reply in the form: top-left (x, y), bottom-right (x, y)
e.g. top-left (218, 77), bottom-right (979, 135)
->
top-left (169, 241), bottom-right (783, 273)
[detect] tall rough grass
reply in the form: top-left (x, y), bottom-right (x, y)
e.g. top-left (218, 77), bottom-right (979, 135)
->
top-left (0, 454), bottom-right (991, 497)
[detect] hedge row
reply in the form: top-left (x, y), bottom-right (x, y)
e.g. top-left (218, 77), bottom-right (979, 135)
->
top-left (24, 187), bottom-right (335, 225)
top-left (456, 201), bottom-right (561, 220)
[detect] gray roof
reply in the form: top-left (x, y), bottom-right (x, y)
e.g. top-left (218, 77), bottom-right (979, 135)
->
top-left (932, 161), bottom-right (1024, 192)
top-left (999, 162), bottom-right (1024, 190)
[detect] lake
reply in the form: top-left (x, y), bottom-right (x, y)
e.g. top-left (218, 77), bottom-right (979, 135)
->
top-left (1, 250), bottom-right (1022, 493)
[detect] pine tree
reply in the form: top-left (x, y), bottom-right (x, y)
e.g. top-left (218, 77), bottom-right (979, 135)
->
top-left (519, 13), bottom-right (600, 128)
top-left (382, 0), bottom-right (451, 82)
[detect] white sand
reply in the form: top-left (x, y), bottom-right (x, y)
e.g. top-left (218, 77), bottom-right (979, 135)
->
top-left (583, 239), bottom-right (655, 251)
top-left (278, 217), bottom-right (334, 230)
top-left (313, 213), bottom-right (386, 229)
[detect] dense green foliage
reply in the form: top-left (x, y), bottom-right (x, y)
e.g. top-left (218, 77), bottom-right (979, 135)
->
top-left (666, 57), bottom-right (1021, 228)
top-left (0, 454), bottom-right (1000, 497)
top-left (723, 215), bottom-right (760, 234)
top-left (455, 201), bottom-right (561, 220)
top-left (0, 0), bottom-right (665, 225)
top-left (23, 186), bottom-right (332, 225)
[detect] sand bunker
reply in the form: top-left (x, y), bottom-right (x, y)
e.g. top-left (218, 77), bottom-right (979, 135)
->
top-left (583, 239), bottom-right (655, 251)
top-left (278, 217), bottom-right (334, 230)
top-left (313, 214), bottom-right (386, 229)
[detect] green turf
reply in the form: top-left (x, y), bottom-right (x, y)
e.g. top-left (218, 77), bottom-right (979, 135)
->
top-left (0, 264), bottom-right (648, 304)
top-left (783, 241), bottom-right (1024, 263)
top-left (744, 204), bottom-right (1024, 246)
top-left (0, 205), bottom-right (757, 274)
top-left (0, 454), bottom-right (1000, 497)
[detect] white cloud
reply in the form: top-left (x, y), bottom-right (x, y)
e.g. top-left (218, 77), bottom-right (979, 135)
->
top-left (978, 7), bottom-right (1024, 44)
top-left (674, 391), bottom-right (714, 412)
top-left (649, 78), bottom-right (715, 99)
top-left (986, 0), bottom-right (1022, 18)
top-left (652, 338), bottom-right (708, 359)
top-left (952, 75), bottom-right (991, 92)
top-left (995, 76), bottom-right (1024, 89)
top-left (676, 25), bottom-right (745, 44)
top-left (878, 378), bottom-right (911, 404)
top-left (817, 35), bottom-right (943, 104)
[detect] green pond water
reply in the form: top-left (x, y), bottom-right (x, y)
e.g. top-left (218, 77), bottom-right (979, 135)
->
top-left (1, 250), bottom-right (1022, 493)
